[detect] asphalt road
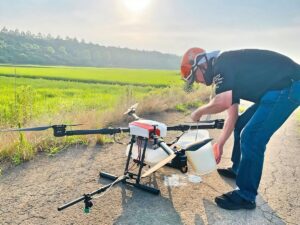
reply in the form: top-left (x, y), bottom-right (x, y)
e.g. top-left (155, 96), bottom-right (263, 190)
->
top-left (0, 110), bottom-right (299, 225)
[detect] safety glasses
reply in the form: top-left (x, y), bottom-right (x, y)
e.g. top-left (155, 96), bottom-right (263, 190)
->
top-left (183, 53), bottom-right (207, 84)
top-left (183, 65), bottom-right (198, 83)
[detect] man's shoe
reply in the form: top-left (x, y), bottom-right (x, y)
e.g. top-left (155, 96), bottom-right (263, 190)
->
top-left (215, 191), bottom-right (256, 210)
top-left (217, 168), bottom-right (236, 179)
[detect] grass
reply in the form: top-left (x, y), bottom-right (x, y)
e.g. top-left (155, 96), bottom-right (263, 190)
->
top-left (0, 65), bottom-right (211, 166)
top-left (175, 101), bottom-right (203, 113)
top-left (0, 76), bottom-right (153, 126)
top-left (0, 65), bottom-right (182, 87)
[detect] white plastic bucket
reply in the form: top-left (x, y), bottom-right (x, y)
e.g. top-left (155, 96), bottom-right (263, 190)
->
top-left (176, 130), bottom-right (216, 175)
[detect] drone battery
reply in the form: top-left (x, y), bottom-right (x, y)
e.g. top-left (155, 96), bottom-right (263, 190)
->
top-left (129, 120), bottom-right (167, 138)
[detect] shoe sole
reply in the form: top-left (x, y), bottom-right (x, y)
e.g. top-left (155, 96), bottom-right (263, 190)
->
top-left (215, 197), bottom-right (256, 210)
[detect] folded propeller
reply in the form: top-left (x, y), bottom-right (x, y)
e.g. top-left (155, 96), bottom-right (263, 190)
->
top-left (0, 124), bottom-right (83, 132)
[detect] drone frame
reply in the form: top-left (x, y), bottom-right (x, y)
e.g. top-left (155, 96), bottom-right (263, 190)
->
top-left (1, 103), bottom-right (224, 213)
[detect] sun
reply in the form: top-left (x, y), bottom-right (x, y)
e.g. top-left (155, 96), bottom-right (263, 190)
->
top-left (122, 0), bottom-right (151, 13)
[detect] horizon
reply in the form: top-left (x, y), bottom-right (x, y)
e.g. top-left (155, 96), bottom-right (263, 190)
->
top-left (0, 26), bottom-right (180, 57)
top-left (0, 0), bottom-right (299, 63)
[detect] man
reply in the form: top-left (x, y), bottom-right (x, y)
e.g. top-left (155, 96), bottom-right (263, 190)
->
top-left (180, 48), bottom-right (300, 210)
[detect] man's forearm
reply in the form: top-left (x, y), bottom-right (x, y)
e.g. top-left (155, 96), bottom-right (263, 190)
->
top-left (218, 104), bottom-right (239, 146)
top-left (218, 115), bottom-right (237, 146)
top-left (191, 92), bottom-right (234, 121)
top-left (191, 101), bottom-right (228, 121)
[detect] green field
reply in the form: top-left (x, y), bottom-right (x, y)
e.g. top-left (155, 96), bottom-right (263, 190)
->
top-left (0, 65), bottom-right (184, 127)
top-left (0, 65), bottom-right (208, 164)
top-left (0, 76), bottom-right (155, 127)
top-left (0, 65), bottom-right (182, 87)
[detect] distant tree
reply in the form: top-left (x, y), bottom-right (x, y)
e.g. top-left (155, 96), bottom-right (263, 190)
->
top-left (37, 32), bottom-right (43, 39)
top-left (0, 40), bottom-right (6, 48)
top-left (58, 46), bottom-right (67, 55)
top-left (46, 34), bottom-right (53, 40)
top-left (14, 29), bottom-right (20, 35)
top-left (0, 27), bottom-right (180, 69)
top-left (25, 31), bottom-right (32, 37)
top-left (8, 29), bottom-right (15, 34)
top-left (1, 27), bottom-right (8, 33)
top-left (47, 46), bottom-right (55, 54)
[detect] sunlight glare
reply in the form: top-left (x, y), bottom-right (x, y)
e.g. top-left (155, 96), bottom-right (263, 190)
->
top-left (122, 0), bottom-right (151, 13)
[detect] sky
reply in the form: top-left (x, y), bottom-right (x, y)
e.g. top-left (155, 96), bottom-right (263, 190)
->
top-left (0, 0), bottom-right (299, 62)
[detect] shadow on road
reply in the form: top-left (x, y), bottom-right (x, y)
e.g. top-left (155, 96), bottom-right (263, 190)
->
top-left (114, 185), bottom-right (183, 225)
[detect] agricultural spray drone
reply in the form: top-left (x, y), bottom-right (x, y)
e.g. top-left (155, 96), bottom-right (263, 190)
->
top-left (1, 104), bottom-right (224, 213)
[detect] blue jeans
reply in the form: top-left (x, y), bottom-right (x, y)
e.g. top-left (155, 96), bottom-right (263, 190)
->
top-left (231, 81), bottom-right (300, 202)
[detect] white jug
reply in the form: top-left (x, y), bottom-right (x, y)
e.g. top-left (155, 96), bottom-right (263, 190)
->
top-left (176, 130), bottom-right (216, 175)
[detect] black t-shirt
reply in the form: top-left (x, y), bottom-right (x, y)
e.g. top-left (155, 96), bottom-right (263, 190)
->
top-left (213, 49), bottom-right (300, 104)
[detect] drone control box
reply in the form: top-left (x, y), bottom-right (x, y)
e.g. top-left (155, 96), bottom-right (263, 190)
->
top-left (129, 120), bottom-right (167, 138)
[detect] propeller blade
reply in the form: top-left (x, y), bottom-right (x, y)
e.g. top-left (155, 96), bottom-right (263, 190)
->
top-left (0, 124), bottom-right (82, 132)
top-left (123, 103), bottom-right (139, 115)
top-left (184, 138), bottom-right (213, 151)
top-left (0, 125), bottom-right (53, 132)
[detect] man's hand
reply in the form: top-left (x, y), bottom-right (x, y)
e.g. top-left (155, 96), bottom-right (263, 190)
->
top-left (213, 143), bottom-right (223, 164)
top-left (191, 110), bottom-right (201, 122)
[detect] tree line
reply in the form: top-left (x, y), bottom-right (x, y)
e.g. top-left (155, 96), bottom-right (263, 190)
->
top-left (0, 27), bottom-right (180, 70)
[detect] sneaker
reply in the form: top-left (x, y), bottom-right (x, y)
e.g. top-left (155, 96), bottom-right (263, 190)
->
top-left (215, 191), bottom-right (256, 210)
top-left (217, 167), bottom-right (236, 179)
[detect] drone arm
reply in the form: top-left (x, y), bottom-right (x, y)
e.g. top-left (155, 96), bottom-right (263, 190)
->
top-left (52, 119), bottom-right (224, 137)
top-left (156, 139), bottom-right (175, 155)
top-left (53, 127), bottom-right (130, 137)
top-left (167, 119), bottom-right (224, 132)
